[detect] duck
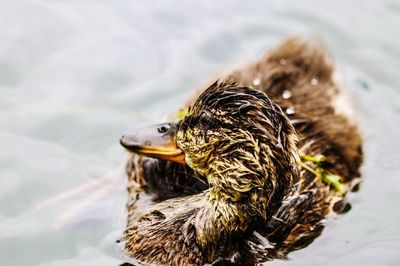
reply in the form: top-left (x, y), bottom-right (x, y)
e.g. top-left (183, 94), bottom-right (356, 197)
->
top-left (119, 36), bottom-right (363, 265)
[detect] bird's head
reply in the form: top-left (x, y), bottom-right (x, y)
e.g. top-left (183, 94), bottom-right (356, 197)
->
top-left (121, 81), bottom-right (299, 203)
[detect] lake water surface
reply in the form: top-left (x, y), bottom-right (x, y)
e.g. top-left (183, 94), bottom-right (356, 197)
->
top-left (1, 0), bottom-right (400, 265)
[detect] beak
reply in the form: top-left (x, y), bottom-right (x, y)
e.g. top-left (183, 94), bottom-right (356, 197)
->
top-left (120, 122), bottom-right (185, 164)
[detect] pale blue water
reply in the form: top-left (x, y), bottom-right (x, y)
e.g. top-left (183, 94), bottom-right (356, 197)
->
top-left (1, 0), bottom-right (400, 265)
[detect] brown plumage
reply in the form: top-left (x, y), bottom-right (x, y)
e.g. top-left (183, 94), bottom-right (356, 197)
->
top-left (119, 36), bottom-right (363, 265)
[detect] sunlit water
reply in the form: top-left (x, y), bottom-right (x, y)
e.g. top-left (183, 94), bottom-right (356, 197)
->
top-left (1, 0), bottom-right (399, 265)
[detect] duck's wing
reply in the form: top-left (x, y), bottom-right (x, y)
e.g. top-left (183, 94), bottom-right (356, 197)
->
top-left (123, 192), bottom-right (208, 265)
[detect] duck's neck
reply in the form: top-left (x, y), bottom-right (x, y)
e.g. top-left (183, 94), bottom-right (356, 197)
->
top-left (196, 143), bottom-right (299, 261)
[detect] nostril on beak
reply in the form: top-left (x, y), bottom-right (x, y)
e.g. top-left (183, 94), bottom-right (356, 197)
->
top-left (120, 135), bottom-right (126, 146)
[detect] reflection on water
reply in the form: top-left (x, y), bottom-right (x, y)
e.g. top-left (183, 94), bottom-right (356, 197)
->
top-left (0, 0), bottom-right (400, 265)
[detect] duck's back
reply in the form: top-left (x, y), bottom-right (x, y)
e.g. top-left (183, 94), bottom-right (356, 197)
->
top-left (223, 37), bottom-right (363, 255)
top-left (228, 36), bottom-right (362, 181)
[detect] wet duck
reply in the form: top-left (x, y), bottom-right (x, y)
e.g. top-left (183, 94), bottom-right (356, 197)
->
top-left (119, 36), bottom-right (363, 265)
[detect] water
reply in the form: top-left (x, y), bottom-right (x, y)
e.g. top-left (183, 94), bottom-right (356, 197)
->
top-left (1, 0), bottom-right (399, 265)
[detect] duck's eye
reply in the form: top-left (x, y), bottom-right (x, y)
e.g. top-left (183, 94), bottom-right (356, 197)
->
top-left (199, 112), bottom-right (209, 126)
top-left (157, 125), bottom-right (169, 134)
